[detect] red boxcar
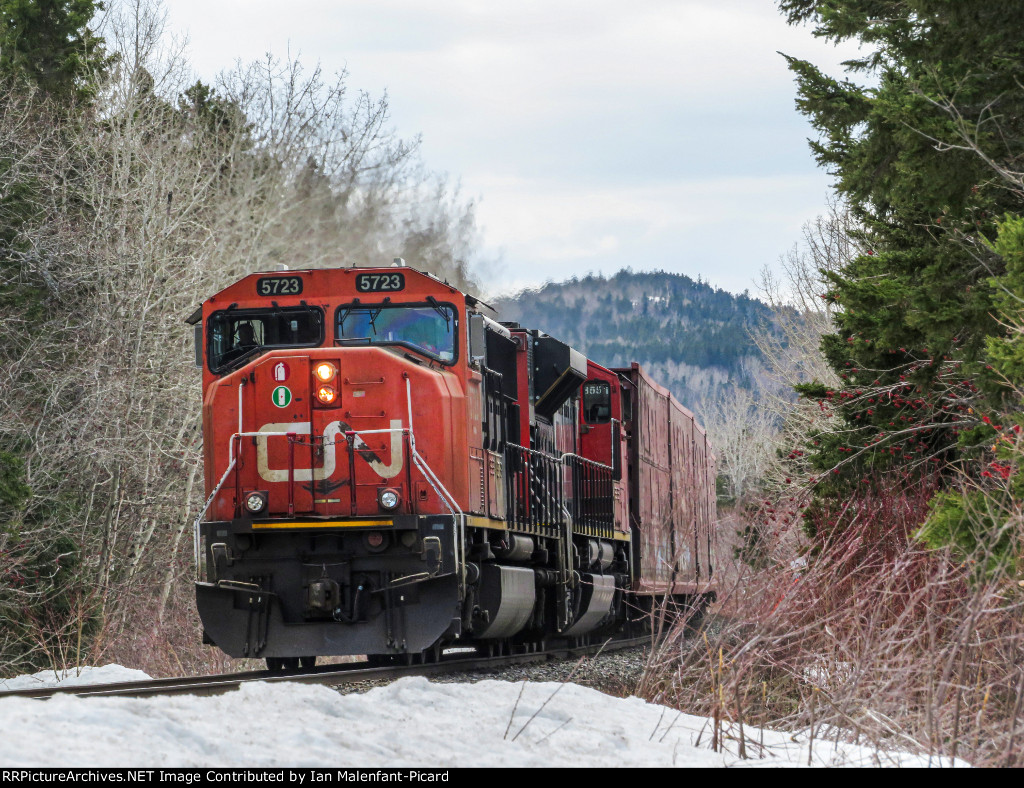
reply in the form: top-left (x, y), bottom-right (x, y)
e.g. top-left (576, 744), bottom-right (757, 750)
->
top-left (616, 363), bottom-right (716, 596)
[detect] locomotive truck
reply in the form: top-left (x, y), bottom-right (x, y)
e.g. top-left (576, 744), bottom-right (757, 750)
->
top-left (189, 263), bottom-right (717, 668)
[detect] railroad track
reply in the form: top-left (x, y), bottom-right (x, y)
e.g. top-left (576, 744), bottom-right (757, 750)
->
top-left (0, 635), bottom-right (653, 701)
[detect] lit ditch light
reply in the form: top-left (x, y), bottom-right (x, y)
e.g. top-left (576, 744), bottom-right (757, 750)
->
top-left (316, 385), bottom-right (337, 404)
top-left (244, 490), bottom-right (268, 515)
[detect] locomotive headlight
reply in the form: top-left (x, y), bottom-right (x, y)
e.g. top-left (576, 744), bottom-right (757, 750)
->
top-left (316, 385), bottom-right (337, 405)
top-left (244, 491), bottom-right (268, 514)
top-left (313, 362), bottom-right (337, 382)
top-left (378, 487), bottom-right (401, 511)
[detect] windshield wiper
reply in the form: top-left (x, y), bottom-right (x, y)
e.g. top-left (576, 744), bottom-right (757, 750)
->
top-left (368, 297), bottom-right (393, 335)
top-left (367, 307), bottom-right (382, 335)
top-left (337, 299), bottom-right (361, 332)
top-left (426, 296), bottom-right (451, 329)
top-left (223, 344), bottom-right (263, 371)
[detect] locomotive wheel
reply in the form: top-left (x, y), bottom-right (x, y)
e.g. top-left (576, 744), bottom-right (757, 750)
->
top-left (298, 656), bottom-right (317, 670)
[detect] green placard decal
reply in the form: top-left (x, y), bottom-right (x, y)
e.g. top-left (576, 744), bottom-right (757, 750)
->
top-left (272, 386), bottom-right (292, 408)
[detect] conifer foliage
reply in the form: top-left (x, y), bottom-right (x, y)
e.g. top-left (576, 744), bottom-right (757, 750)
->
top-left (0, 0), bottom-right (109, 101)
top-left (779, 1), bottom-right (1024, 566)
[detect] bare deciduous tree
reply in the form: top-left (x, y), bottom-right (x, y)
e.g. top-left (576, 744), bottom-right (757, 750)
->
top-left (0, 0), bottom-right (482, 676)
top-left (700, 387), bottom-right (777, 504)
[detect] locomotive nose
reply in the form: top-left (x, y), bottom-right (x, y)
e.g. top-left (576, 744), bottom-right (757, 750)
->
top-left (249, 354), bottom-right (317, 515)
top-left (236, 348), bottom-right (417, 519)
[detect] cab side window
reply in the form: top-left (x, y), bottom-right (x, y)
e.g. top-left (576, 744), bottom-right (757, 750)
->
top-left (207, 307), bottom-right (323, 373)
top-left (583, 381), bottom-right (611, 424)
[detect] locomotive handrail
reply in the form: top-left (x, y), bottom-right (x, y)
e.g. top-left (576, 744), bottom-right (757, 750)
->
top-left (560, 452), bottom-right (614, 537)
top-left (229, 430), bottom-right (298, 455)
top-left (501, 445), bottom-right (614, 543)
top-left (559, 503), bottom-right (575, 592)
top-left (404, 376), bottom-right (466, 596)
top-left (190, 427), bottom-right (308, 537)
top-left (191, 456), bottom-right (237, 581)
top-left (558, 452), bottom-right (612, 471)
top-left (191, 381), bottom-right (250, 579)
top-left (508, 443), bottom-right (560, 459)
top-left (504, 443), bottom-right (563, 529)
top-left (338, 382), bottom-right (467, 596)
top-left (410, 448), bottom-right (465, 586)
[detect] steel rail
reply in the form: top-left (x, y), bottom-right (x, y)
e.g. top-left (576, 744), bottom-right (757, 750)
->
top-left (0, 636), bottom-right (653, 702)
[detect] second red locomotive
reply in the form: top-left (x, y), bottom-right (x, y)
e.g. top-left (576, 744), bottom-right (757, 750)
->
top-left (190, 263), bottom-right (717, 666)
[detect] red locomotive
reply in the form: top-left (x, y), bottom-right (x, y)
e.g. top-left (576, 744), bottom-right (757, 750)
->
top-left (190, 263), bottom-right (717, 667)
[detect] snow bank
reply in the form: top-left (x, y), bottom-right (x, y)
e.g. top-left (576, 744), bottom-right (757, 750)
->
top-left (0, 669), bottom-right (957, 767)
top-left (0, 664), bottom-right (152, 691)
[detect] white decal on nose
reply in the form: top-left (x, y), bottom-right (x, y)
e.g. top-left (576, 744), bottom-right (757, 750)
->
top-left (255, 419), bottom-right (404, 482)
top-left (358, 419), bottom-right (404, 479)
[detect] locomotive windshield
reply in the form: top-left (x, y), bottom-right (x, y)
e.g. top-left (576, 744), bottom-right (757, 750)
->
top-left (207, 306), bottom-right (324, 373)
top-left (336, 302), bottom-right (457, 363)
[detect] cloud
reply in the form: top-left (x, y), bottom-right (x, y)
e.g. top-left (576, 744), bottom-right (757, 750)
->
top-left (164, 0), bottom-right (861, 294)
top-left (470, 172), bottom-right (832, 297)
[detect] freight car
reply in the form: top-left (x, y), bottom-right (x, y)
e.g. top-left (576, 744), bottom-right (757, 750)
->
top-left (189, 263), bottom-right (717, 667)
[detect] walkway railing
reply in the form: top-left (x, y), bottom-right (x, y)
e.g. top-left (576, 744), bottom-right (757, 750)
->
top-left (561, 452), bottom-right (614, 539)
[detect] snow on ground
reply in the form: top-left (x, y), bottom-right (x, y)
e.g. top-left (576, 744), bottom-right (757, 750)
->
top-left (0, 664), bottom-right (151, 691)
top-left (0, 666), bottom-right (955, 767)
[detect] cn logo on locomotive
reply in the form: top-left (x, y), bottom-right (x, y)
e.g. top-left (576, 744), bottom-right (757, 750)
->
top-left (255, 419), bottom-right (404, 482)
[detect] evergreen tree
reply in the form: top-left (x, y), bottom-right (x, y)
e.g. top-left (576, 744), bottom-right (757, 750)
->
top-left (916, 216), bottom-right (1024, 577)
top-left (0, 0), bottom-right (109, 102)
top-left (779, 1), bottom-right (1024, 532)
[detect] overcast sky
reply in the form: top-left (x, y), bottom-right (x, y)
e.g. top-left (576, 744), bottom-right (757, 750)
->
top-left (161, 1), bottom-right (859, 298)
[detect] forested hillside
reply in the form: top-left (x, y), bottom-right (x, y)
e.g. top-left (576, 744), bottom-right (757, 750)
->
top-left (494, 270), bottom-right (782, 409)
